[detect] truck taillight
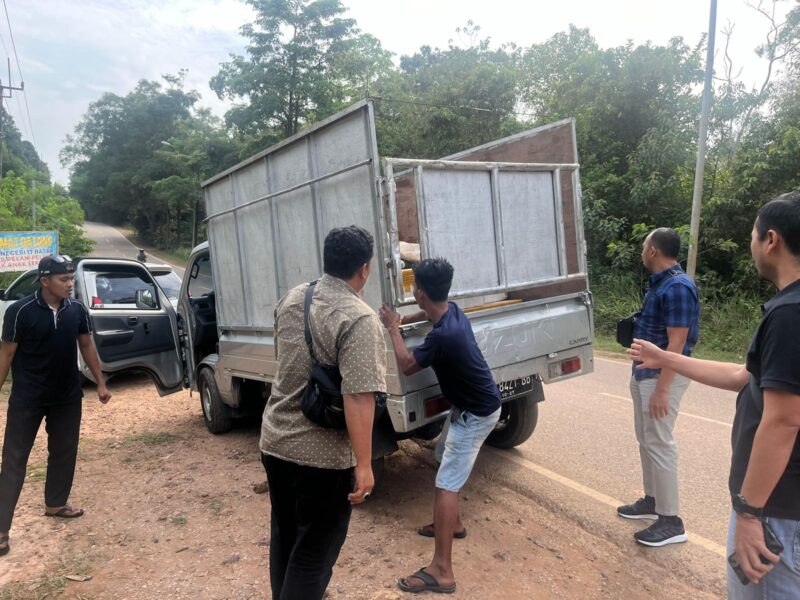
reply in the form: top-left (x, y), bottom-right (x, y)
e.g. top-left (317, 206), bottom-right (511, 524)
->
top-left (425, 395), bottom-right (451, 418)
top-left (549, 357), bottom-right (581, 378)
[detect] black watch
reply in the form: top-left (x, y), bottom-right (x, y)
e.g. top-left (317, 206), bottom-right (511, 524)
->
top-left (732, 493), bottom-right (763, 519)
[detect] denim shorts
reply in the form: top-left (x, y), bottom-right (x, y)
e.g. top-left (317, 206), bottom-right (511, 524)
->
top-left (435, 407), bottom-right (501, 493)
top-left (726, 510), bottom-right (800, 599)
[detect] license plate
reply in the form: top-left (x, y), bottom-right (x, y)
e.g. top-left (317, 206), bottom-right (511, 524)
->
top-left (498, 376), bottom-right (533, 400)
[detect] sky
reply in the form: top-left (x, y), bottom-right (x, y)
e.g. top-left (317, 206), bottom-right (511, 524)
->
top-left (6, 0), bottom-right (796, 185)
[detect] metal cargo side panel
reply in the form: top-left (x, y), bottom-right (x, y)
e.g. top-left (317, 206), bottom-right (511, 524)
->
top-left (206, 180), bottom-right (247, 327)
top-left (312, 111), bottom-right (383, 308)
top-left (422, 170), bottom-right (499, 294)
top-left (270, 142), bottom-right (320, 296)
top-left (499, 171), bottom-right (560, 283)
top-left (233, 160), bottom-right (278, 328)
top-left (203, 101), bottom-right (382, 330)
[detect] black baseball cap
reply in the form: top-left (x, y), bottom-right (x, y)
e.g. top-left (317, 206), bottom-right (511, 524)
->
top-left (38, 255), bottom-right (74, 278)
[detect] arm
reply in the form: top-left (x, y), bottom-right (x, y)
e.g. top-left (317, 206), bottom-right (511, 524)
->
top-left (78, 334), bottom-right (112, 404)
top-left (344, 392), bottom-right (376, 505)
top-left (0, 341), bottom-right (17, 391)
top-left (379, 304), bottom-right (423, 376)
top-left (627, 339), bottom-right (749, 392)
top-left (648, 327), bottom-right (689, 419)
top-left (400, 310), bottom-right (427, 325)
top-left (734, 388), bottom-right (800, 582)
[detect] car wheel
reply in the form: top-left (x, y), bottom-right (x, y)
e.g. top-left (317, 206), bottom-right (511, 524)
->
top-left (486, 394), bottom-right (539, 449)
top-left (199, 367), bottom-right (232, 434)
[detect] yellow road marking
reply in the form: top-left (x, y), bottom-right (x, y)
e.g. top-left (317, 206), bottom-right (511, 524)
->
top-left (485, 447), bottom-right (728, 557)
top-left (599, 392), bottom-right (732, 428)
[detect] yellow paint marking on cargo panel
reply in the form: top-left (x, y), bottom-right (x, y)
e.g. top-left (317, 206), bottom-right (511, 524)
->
top-left (463, 299), bottom-right (522, 314)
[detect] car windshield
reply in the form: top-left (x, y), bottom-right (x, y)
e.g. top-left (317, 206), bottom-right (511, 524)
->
top-left (154, 272), bottom-right (181, 300)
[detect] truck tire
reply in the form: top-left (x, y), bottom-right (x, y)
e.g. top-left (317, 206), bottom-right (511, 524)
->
top-left (199, 368), bottom-right (233, 434)
top-left (486, 394), bottom-right (539, 449)
top-left (371, 456), bottom-right (385, 493)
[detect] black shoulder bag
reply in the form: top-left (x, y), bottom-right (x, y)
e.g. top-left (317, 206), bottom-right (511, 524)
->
top-left (616, 312), bottom-right (640, 348)
top-left (300, 281), bottom-right (347, 429)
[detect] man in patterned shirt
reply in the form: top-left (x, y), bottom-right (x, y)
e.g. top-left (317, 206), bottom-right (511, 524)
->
top-left (617, 227), bottom-right (700, 547)
top-left (259, 226), bottom-right (387, 600)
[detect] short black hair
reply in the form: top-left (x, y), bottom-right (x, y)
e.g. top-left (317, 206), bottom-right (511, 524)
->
top-left (648, 228), bottom-right (681, 260)
top-left (756, 192), bottom-right (800, 257)
top-left (323, 225), bottom-right (374, 279)
top-left (412, 257), bottom-right (454, 302)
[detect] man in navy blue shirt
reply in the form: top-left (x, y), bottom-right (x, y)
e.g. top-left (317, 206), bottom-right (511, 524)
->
top-left (380, 257), bottom-right (500, 594)
top-left (617, 228), bottom-right (700, 547)
top-left (0, 255), bottom-right (111, 557)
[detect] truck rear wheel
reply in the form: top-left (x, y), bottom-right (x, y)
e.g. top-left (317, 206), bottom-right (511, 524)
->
top-left (199, 368), bottom-right (232, 434)
top-left (486, 394), bottom-right (539, 449)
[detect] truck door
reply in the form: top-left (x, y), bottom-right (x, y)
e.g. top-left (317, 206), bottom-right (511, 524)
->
top-left (76, 258), bottom-right (184, 395)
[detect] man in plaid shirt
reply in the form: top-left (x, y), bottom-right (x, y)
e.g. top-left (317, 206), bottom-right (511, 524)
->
top-left (617, 227), bottom-right (700, 547)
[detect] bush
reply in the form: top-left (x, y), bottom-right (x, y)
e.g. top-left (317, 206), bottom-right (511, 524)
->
top-left (592, 271), bottom-right (762, 362)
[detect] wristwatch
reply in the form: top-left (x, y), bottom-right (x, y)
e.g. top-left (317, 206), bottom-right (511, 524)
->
top-left (732, 493), bottom-right (763, 519)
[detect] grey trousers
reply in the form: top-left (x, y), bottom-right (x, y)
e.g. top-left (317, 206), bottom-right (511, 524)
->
top-left (629, 375), bottom-right (690, 517)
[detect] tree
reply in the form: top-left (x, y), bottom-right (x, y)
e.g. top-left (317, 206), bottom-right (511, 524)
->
top-left (211, 0), bottom-right (393, 145)
top-left (375, 23), bottom-right (523, 159)
top-left (518, 27), bottom-right (705, 272)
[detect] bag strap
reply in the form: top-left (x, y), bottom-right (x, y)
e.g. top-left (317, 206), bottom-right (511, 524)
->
top-left (303, 281), bottom-right (319, 362)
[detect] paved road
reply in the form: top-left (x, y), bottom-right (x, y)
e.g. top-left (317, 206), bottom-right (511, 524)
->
top-left (83, 221), bottom-right (184, 276)
top-left (476, 353), bottom-right (736, 592)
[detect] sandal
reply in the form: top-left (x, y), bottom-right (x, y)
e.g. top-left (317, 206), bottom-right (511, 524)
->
top-left (417, 523), bottom-right (467, 539)
top-left (398, 568), bottom-right (456, 594)
top-left (44, 506), bottom-right (84, 519)
top-left (0, 535), bottom-right (9, 557)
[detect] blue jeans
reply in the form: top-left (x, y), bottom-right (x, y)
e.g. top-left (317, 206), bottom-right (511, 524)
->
top-left (435, 407), bottom-right (500, 493)
top-left (727, 511), bottom-right (800, 599)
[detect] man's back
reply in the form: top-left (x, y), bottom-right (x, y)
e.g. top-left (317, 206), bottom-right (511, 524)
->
top-left (259, 275), bottom-right (386, 470)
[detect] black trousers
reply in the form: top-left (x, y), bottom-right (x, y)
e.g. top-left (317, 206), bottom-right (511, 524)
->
top-left (0, 400), bottom-right (82, 532)
top-left (262, 453), bottom-right (353, 600)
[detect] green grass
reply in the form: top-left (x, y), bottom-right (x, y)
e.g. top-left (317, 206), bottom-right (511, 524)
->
top-left (209, 498), bottom-right (224, 517)
top-left (26, 463), bottom-right (46, 481)
top-left (120, 431), bottom-right (179, 447)
top-left (170, 515), bottom-right (187, 526)
top-left (0, 549), bottom-right (95, 600)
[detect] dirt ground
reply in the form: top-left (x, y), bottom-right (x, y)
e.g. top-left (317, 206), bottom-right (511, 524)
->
top-left (0, 376), bottom-right (720, 600)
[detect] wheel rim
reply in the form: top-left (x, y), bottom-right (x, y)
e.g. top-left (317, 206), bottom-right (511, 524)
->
top-left (201, 380), bottom-right (212, 418)
top-left (492, 403), bottom-right (512, 433)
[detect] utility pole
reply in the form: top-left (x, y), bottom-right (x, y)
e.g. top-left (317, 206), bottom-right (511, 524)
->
top-left (31, 179), bottom-right (37, 229)
top-left (0, 58), bottom-right (24, 187)
top-left (687, 0), bottom-right (717, 277)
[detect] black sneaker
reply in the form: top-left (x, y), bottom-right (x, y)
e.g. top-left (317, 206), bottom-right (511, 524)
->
top-left (617, 496), bottom-right (657, 520)
top-left (634, 516), bottom-right (688, 547)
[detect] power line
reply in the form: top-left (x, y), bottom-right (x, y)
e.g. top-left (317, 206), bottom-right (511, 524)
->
top-left (2, 0), bottom-right (36, 151)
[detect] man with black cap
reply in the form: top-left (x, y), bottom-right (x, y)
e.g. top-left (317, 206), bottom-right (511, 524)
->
top-left (0, 255), bottom-right (111, 557)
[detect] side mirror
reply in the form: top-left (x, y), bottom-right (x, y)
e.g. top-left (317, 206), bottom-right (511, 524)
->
top-left (190, 261), bottom-right (200, 279)
top-left (135, 288), bottom-right (157, 310)
top-left (0, 289), bottom-right (5, 300)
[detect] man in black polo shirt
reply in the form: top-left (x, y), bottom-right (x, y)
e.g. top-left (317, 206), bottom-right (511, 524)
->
top-left (629, 192), bottom-right (800, 597)
top-left (380, 258), bottom-right (501, 594)
top-left (0, 255), bottom-right (111, 557)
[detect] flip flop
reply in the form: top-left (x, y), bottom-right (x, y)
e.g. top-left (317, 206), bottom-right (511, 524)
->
top-left (44, 506), bottom-right (84, 519)
top-left (0, 535), bottom-right (9, 557)
top-left (398, 569), bottom-right (456, 594)
top-left (417, 523), bottom-right (467, 539)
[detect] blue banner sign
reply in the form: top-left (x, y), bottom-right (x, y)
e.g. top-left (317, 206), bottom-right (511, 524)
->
top-left (0, 231), bottom-right (60, 272)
